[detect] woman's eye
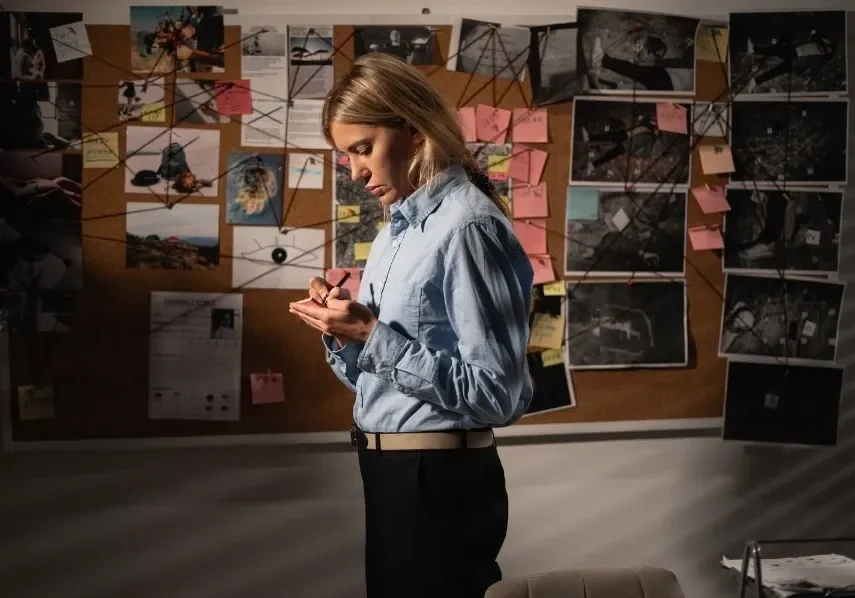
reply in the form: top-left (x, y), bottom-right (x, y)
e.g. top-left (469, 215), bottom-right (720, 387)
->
top-left (356, 146), bottom-right (371, 156)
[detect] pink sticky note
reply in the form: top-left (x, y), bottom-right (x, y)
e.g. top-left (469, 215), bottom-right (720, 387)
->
top-left (515, 143), bottom-right (547, 184)
top-left (325, 267), bottom-right (361, 297)
top-left (512, 183), bottom-right (548, 219)
top-left (512, 108), bottom-right (548, 143)
top-left (692, 185), bottom-right (730, 214)
top-left (250, 372), bottom-right (285, 404)
top-left (529, 254), bottom-right (555, 284)
top-left (475, 104), bottom-right (512, 143)
top-left (688, 226), bottom-right (724, 251)
top-left (514, 219), bottom-right (548, 255)
top-left (458, 107), bottom-right (477, 142)
top-left (656, 103), bottom-right (688, 134)
top-left (699, 144), bottom-right (735, 174)
top-left (215, 80), bottom-right (252, 115)
top-left (508, 146), bottom-right (531, 182)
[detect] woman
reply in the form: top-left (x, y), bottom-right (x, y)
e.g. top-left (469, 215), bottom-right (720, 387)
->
top-left (288, 52), bottom-right (534, 598)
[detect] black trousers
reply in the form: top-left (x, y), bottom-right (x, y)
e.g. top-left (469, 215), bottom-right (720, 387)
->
top-left (358, 444), bottom-right (508, 598)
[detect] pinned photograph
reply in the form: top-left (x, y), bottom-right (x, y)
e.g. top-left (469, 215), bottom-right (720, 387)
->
top-left (0, 81), bottom-right (82, 150)
top-left (723, 360), bottom-right (842, 447)
top-left (242, 25), bottom-right (286, 57)
top-left (240, 21), bottom-right (288, 99)
top-left (467, 143), bottom-right (513, 207)
top-left (0, 152), bottom-right (83, 296)
top-left (232, 226), bottom-right (325, 289)
top-left (570, 97), bottom-right (692, 186)
top-left (577, 8), bottom-right (700, 94)
top-left (5, 11), bottom-right (85, 80)
top-left (565, 280), bottom-right (687, 369)
top-left (565, 188), bottom-right (686, 277)
top-left (528, 23), bottom-right (581, 107)
top-left (289, 25), bottom-right (334, 99)
top-left (720, 273), bottom-right (844, 365)
top-left (226, 152), bottom-right (284, 226)
top-left (354, 26), bottom-right (440, 65)
top-left (692, 103), bottom-right (728, 138)
top-left (126, 201), bottom-right (220, 269)
top-left (730, 98), bottom-right (849, 185)
top-left (125, 126), bottom-right (221, 198)
top-left (173, 79), bottom-right (230, 124)
top-left (729, 11), bottom-right (847, 96)
top-left (723, 187), bottom-right (842, 275)
top-left (129, 6), bottom-right (225, 75)
top-left (525, 290), bottom-right (576, 417)
top-left (333, 151), bottom-right (384, 268)
top-left (447, 18), bottom-right (530, 81)
top-left (36, 292), bottom-right (77, 332)
top-left (118, 77), bottom-right (166, 122)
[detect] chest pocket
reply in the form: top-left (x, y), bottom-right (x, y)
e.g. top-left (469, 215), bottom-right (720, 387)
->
top-left (377, 279), bottom-right (421, 341)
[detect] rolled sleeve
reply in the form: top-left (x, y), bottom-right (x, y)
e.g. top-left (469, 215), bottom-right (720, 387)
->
top-left (322, 334), bottom-right (364, 392)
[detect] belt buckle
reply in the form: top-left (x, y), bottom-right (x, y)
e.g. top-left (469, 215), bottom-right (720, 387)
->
top-left (350, 425), bottom-right (368, 450)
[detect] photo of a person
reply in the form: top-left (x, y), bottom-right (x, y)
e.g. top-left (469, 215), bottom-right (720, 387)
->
top-left (12, 38), bottom-right (46, 80)
top-left (210, 308), bottom-right (236, 339)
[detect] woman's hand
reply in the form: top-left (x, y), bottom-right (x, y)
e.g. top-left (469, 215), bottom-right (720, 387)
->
top-left (291, 277), bottom-right (373, 346)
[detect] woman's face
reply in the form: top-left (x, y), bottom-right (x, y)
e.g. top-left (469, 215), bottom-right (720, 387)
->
top-left (330, 121), bottom-right (420, 206)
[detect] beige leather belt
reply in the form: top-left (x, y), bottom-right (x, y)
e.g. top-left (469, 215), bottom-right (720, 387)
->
top-left (351, 426), bottom-right (495, 451)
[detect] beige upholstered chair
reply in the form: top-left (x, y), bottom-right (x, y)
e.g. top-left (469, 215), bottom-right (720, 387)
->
top-left (485, 566), bottom-right (686, 598)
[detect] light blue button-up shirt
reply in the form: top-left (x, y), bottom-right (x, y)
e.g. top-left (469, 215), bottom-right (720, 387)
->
top-left (323, 165), bottom-right (534, 433)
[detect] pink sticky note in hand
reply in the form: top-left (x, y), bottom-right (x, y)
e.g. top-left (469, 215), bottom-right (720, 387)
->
top-left (458, 107), bottom-right (477, 142)
top-left (514, 219), bottom-right (548, 255)
top-left (215, 80), bottom-right (252, 115)
top-left (475, 104), bottom-right (511, 143)
top-left (688, 225), bottom-right (724, 251)
top-left (326, 267), bottom-right (361, 297)
top-left (512, 183), bottom-right (548, 219)
top-left (514, 143), bottom-right (547, 184)
top-left (529, 254), bottom-right (555, 285)
top-left (508, 146), bottom-right (531, 182)
top-left (692, 185), bottom-right (730, 214)
top-left (656, 103), bottom-right (688, 134)
top-left (250, 372), bottom-right (285, 404)
top-left (512, 108), bottom-right (548, 143)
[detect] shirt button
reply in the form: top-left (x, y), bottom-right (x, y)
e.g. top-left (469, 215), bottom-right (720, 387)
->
top-left (391, 239), bottom-right (399, 248)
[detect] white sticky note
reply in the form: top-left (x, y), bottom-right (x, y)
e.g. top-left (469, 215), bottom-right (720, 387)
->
top-left (802, 320), bottom-right (817, 337)
top-left (611, 208), bottom-right (630, 231)
top-left (764, 393), bottom-right (779, 410)
top-left (288, 153), bottom-right (324, 189)
top-left (805, 229), bottom-right (820, 246)
top-left (50, 22), bottom-right (91, 63)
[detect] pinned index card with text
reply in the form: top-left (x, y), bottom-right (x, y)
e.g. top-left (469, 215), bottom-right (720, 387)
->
top-left (476, 104), bottom-right (512, 143)
top-left (216, 80), bottom-right (253, 115)
top-left (512, 108), bottom-right (548, 143)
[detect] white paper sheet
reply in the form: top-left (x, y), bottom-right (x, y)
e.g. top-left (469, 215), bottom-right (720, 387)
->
top-left (240, 99), bottom-right (329, 150)
top-left (288, 152), bottom-right (325, 189)
top-left (149, 292), bottom-right (243, 421)
top-left (50, 22), bottom-right (91, 63)
top-left (232, 226), bottom-right (325, 289)
top-left (239, 17), bottom-right (289, 101)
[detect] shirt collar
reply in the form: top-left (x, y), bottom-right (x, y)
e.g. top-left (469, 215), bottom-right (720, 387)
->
top-left (391, 165), bottom-right (466, 229)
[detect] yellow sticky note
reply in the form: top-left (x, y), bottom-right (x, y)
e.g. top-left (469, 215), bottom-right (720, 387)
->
top-left (141, 101), bottom-right (166, 122)
top-left (488, 154), bottom-right (509, 173)
top-left (353, 242), bottom-right (372, 261)
top-left (82, 132), bottom-right (120, 168)
top-left (696, 25), bottom-right (728, 63)
top-left (540, 348), bottom-right (563, 367)
top-left (17, 384), bottom-right (54, 421)
top-left (543, 281), bottom-right (566, 296)
top-left (337, 204), bottom-right (361, 224)
top-left (529, 312), bottom-right (564, 350)
top-left (699, 144), bottom-right (735, 175)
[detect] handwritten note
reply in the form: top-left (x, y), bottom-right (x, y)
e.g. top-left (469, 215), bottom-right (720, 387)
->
top-left (216, 80), bottom-right (253, 115)
top-left (512, 183), bottom-right (548, 219)
top-left (326, 267), bottom-right (361, 297)
top-left (514, 219), bottom-right (548, 255)
top-left (50, 21), bottom-right (91, 63)
top-left (512, 108), bottom-right (548, 143)
top-left (567, 187), bottom-right (599, 220)
top-left (529, 312), bottom-right (565, 350)
top-left (699, 144), bottom-right (735, 175)
top-left (514, 144), bottom-right (548, 184)
top-left (656, 103), bottom-right (688, 134)
top-left (693, 185), bottom-right (730, 214)
top-left (802, 320), bottom-right (817, 337)
top-left (696, 25), bottom-right (729, 63)
top-left (540, 348), bottom-right (564, 367)
top-left (475, 104), bottom-right (511, 143)
top-left (688, 226), bottom-right (724, 251)
top-left (141, 101), bottom-right (166, 122)
top-left (458, 107), bottom-right (477, 142)
top-left (288, 153), bottom-right (324, 189)
top-left (353, 242), bottom-right (372, 261)
top-left (250, 373), bottom-right (285, 404)
top-left (543, 281), bottom-right (566, 296)
top-left (17, 385), bottom-right (54, 421)
top-left (337, 204), bottom-right (361, 224)
top-left (82, 132), bottom-right (119, 169)
top-left (529, 254), bottom-right (556, 285)
top-left (805, 229), bottom-right (821, 246)
top-left (508, 147), bottom-right (530, 182)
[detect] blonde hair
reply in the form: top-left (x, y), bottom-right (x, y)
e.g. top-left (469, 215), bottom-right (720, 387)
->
top-left (322, 52), bottom-right (512, 219)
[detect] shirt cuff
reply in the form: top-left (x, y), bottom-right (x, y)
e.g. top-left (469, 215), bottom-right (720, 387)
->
top-left (322, 333), bottom-right (363, 361)
top-left (357, 320), bottom-right (409, 376)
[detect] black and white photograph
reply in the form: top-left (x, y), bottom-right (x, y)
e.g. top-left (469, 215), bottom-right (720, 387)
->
top-left (570, 97), bottom-right (692, 186)
top-left (447, 18), bottom-right (530, 81)
top-left (242, 26), bottom-right (286, 56)
top-left (210, 308), bottom-right (237, 340)
top-left (125, 126), bottom-right (221, 198)
top-left (719, 274), bottom-right (844, 365)
top-left (729, 11), bottom-right (847, 97)
top-left (118, 77), bottom-right (166, 122)
top-left (4, 11), bottom-right (85, 81)
top-left (723, 187), bottom-right (842, 275)
top-left (525, 289), bottom-right (577, 417)
top-left (527, 23), bottom-right (581, 106)
top-left (565, 188), bottom-right (687, 277)
top-left (467, 143), bottom-right (513, 206)
top-left (0, 81), bottom-right (82, 151)
top-left (730, 98), bottom-right (849, 185)
top-left (173, 79), bottom-right (230, 124)
top-left (332, 152), bottom-right (385, 269)
top-left (129, 5), bottom-right (225, 75)
top-left (289, 25), bottom-right (334, 99)
top-left (354, 26), bottom-right (440, 65)
top-left (577, 8), bottom-right (699, 94)
top-left (0, 152), bottom-right (83, 297)
top-left (564, 280), bottom-right (688, 369)
top-left (36, 292), bottom-right (76, 332)
top-left (723, 360), bottom-right (842, 446)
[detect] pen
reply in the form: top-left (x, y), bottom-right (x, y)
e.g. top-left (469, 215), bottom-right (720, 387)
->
top-left (324, 271), bottom-right (351, 305)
